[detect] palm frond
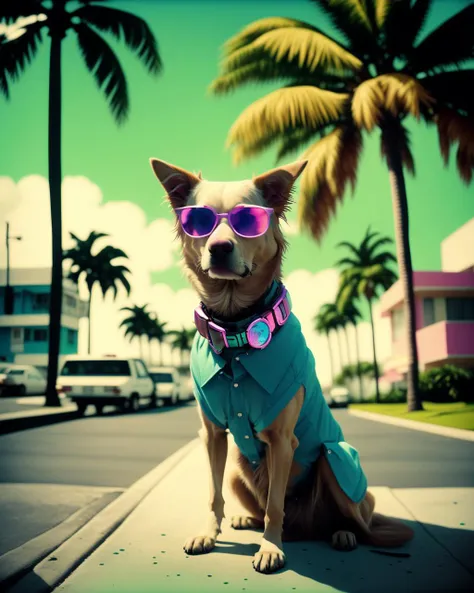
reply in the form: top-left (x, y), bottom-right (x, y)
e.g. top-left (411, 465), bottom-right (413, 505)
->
top-left (422, 69), bottom-right (474, 117)
top-left (297, 124), bottom-right (363, 241)
top-left (95, 245), bottom-right (129, 261)
top-left (227, 86), bottom-right (348, 164)
top-left (75, 23), bottom-right (129, 123)
top-left (222, 27), bottom-right (362, 78)
top-left (275, 125), bottom-right (328, 163)
top-left (221, 16), bottom-right (349, 55)
top-left (0, 0), bottom-right (43, 24)
top-left (374, 0), bottom-right (391, 29)
top-left (411, 3), bottom-right (474, 73)
top-left (0, 21), bottom-right (43, 99)
top-left (353, 74), bottom-right (434, 131)
top-left (435, 108), bottom-right (474, 184)
top-left (382, 0), bottom-right (431, 56)
top-left (73, 4), bottom-right (161, 75)
top-left (309, 0), bottom-right (377, 58)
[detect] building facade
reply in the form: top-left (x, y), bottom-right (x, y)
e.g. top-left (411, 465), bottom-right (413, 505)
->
top-left (0, 268), bottom-right (88, 369)
top-left (380, 218), bottom-right (474, 381)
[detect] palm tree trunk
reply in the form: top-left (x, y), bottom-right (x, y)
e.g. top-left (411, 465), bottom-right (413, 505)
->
top-left (325, 330), bottom-right (335, 384)
top-left (45, 29), bottom-right (63, 407)
top-left (367, 297), bottom-right (381, 404)
top-left (343, 325), bottom-right (351, 366)
top-left (335, 330), bottom-right (345, 373)
top-left (353, 322), bottom-right (363, 401)
top-left (158, 340), bottom-right (163, 366)
top-left (383, 119), bottom-right (423, 412)
top-left (139, 335), bottom-right (144, 360)
top-left (87, 287), bottom-right (93, 355)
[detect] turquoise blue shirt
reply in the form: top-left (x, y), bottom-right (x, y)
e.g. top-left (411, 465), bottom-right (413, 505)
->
top-left (191, 312), bottom-right (367, 503)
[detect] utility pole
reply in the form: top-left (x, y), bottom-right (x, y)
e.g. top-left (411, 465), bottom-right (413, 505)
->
top-left (4, 223), bottom-right (22, 315)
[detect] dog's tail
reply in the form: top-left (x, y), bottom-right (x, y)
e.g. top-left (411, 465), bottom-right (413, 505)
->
top-left (363, 512), bottom-right (415, 547)
top-left (352, 491), bottom-right (414, 547)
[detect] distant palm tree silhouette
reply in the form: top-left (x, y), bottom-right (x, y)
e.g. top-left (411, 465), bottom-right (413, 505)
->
top-left (168, 327), bottom-right (196, 367)
top-left (63, 231), bottom-right (131, 355)
top-left (148, 315), bottom-right (168, 366)
top-left (1, 1), bottom-right (162, 406)
top-left (336, 228), bottom-right (397, 403)
top-left (120, 304), bottom-right (152, 361)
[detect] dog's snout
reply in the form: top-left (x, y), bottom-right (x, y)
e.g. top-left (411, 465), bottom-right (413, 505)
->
top-left (208, 241), bottom-right (234, 257)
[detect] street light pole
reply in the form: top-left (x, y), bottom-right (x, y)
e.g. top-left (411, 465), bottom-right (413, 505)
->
top-left (4, 222), bottom-right (22, 315)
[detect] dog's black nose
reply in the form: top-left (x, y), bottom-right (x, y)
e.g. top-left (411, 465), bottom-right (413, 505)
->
top-left (209, 241), bottom-right (234, 257)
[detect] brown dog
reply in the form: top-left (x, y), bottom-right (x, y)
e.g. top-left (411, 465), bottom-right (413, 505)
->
top-left (150, 158), bottom-right (414, 574)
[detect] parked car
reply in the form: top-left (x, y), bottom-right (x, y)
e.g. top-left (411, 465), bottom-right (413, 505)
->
top-left (325, 386), bottom-right (350, 409)
top-left (0, 364), bottom-right (47, 396)
top-left (148, 366), bottom-right (188, 406)
top-left (56, 355), bottom-right (155, 415)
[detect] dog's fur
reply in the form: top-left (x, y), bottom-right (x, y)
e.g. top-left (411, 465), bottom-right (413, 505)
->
top-left (150, 158), bottom-right (414, 574)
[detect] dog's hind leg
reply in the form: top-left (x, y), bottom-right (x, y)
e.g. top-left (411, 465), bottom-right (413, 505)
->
top-left (229, 470), bottom-right (264, 530)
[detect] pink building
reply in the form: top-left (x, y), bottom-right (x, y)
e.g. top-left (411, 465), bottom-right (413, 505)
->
top-left (380, 218), bottom-right (474, 381)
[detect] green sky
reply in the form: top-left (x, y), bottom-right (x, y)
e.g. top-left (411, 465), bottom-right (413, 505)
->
top-left (1, 0), bottom-right (473, 295)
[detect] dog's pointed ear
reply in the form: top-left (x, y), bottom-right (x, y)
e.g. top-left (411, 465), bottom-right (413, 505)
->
top-left (253, 160), bottom-right (308, 216)
top-left (149, 158), bottom-right (201, 208)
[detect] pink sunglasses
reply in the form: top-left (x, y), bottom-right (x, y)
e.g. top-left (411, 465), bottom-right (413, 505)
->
top-left (175, 204), bottom-right (274, 238)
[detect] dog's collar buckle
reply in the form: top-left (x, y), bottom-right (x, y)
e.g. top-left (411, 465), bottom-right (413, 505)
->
top-left (194, 285), bottom-right (292, 355)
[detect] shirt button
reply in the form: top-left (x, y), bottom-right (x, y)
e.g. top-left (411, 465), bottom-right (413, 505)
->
top-left (234, 383), bottom-right (239, 388)
top-left (328, 449), bottom-right (332, 454)
top-left (252, 461), bottom-right (257, 465)
top-left (237, 412), bottom-right (243, 417)
top-left (244, 435), bottom-right (250, 439)
top-left (235, 357), bottom-right (240, 361)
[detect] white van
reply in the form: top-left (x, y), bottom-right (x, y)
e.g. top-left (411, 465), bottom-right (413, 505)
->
top-left (57, 355), bottom-right (155, 415)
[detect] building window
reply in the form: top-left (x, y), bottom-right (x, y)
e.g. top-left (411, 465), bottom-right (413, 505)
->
top-left (24, 329), bottom-right (32, 341)
top-left (423, 298), bottom-right (435, 327)
top-left (392, 307), bottom-right (404, 341)
top-left (33, 329), bottom-right (48, 342)
top-left (67, 329), bottom-right (75, 345)
top-left (33, 293), bottom-right (50, 311)
top-left (446, 297), bottom-right (474, 321)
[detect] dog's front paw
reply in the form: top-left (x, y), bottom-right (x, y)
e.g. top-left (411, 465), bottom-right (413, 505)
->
top-left (183, 535), bottom-right (216, 555)
top-left (331, 530), bottom-right (357, 551)
top-left (252, 539), bottom-right (285, 574)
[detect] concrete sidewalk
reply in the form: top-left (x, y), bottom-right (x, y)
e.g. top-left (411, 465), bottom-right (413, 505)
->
top-left (10, 438), bottom-right (473, 593)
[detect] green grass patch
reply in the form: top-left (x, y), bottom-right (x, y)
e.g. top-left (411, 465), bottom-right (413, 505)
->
top-left (351, 402), bottom-right (474, 431)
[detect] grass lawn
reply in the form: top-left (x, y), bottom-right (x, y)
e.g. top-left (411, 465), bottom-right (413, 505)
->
top-left (351, 402), bottom-right (474, 431)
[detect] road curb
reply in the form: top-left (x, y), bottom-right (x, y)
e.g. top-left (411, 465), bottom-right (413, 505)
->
top-left (6, 437), bottom-right (201, 593)
top-left (0, 407), bottom-right (79, 436)
top-left (0, 491), bottom-right (123, 589)
top-left (349, 409), bottom-right (474, 441)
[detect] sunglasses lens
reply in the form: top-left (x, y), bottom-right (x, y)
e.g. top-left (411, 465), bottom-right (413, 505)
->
top-left (229, 206), bottom-right (270, 237)
top-left (179, 207), bottom-right (216, 237)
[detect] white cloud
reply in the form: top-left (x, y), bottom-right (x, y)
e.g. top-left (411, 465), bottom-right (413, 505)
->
top-left (0, 174), bottom-right (392, 381)
top-left (0, 174), bottom-right (192, 365)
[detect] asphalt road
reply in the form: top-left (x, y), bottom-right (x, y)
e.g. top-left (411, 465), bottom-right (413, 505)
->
top-left (0, 401), bottom-right (201, 556)
top-left (0, 404), bottom-right (473, 561)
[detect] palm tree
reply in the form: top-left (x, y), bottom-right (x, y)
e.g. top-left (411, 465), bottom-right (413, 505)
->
top-left (210, 0), bottom-right (474, 412)
top-left (168, 327), bottom-right (196, 367)
top-left (120, 305), bottom-right (152, 361)
top-left (148, 315), bottom-right (168, 366)
top-left (339, 299), bottom-right (363, 401)
top-left (314, 307), bottom-right (335, 385)
top-left (336, 228), bottom-right (397, 403)
top-left (315, 303), bottom-right (346, 378)
top-left (63, 231), bottom-right (131, 355)
top-left (1, 1), bottom-right (161, 406)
